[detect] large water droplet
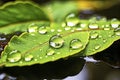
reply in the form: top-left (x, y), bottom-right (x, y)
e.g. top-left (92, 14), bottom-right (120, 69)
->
top-left (46, 48), bottom-right (55, 56)
top-left (70, 39), bottom-right (83, 49)
top-left (49, 35), bottom-right (64, 48)
top-left (114, 28), bottom-right (120, 36)
top-left (89, 23), bottom-right (99, 29)
top-left (90, 32), bottom-right (99, 39)
top-left (38, 26), bottom-right (47, 34)
top-left (7, 50), bottom-right (21, 62)
top-left (66, 13), bottom-right (79, 27)
top-left (111, 18), bottom-right (120, 28)
top-left (28, 23), bottom-right (38, 33)
top-left (24, 54), bottom-right (33, 61)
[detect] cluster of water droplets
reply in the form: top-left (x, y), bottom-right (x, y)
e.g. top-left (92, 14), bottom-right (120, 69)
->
top-left (28, 23), bottom-right (48, 35)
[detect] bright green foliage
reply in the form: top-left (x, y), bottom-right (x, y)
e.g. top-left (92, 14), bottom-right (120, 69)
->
top-left (0, 1), bottom-right (49, 27)
top-left (0, 1), bottom-right (120, 67)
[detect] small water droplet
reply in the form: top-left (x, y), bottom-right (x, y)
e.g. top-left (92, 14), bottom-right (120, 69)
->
top-left (76, 28), bottom-right (82, 31)
top-left (24, 54), bottom-right (33, 61)
top-left (46, 48), bottom-right (55, 56)
top-left (94, 45), bottom-right (100, 50)
top-left (103, 39), bottom-right (107, 43)
top-left (103, 24), bottom-right (110, 30)
top-left (40, 57), bottom-right (42, 59)
top-left (89, 23), bottom-right (99, 29)
top-left (49, 35), bottom-right (64, 48)
top-left (90, 32), bottom-right (99, 39)
top-left (111, 18), bottom-right (120, 28)
top-left (38, 26), bottom-right (47, 34)
top-left (51, 29), bottom-right (55, 32)
top-left (114, 28), bottom-right (120, 36)
top-left (57, 29), bottom-right (62, 32)
top-left (66, 13), bottom-right (79, 27)
top-left (28, 23), bottom-right (38, 33)
top-left (65, 26), bottom-right (71, 31)
top-left (62, 22), bottom-right (66, 27)
top-left (70, 39), bottom-right (83, 49)
top-left (80, 23), bottom-right (87, 28)
top-left (7, 50), bottom-right (21, 62)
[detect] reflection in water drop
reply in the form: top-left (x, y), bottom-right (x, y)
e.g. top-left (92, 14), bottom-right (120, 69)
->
top-left (24, 54), bottom-right (33, 62)
top-left (70, 39), bottom-right (83, 50)
top-left (49, 35), bottom-right (64, 48)
top-left (46, 48), bottom-right (55, 56)
top-left (111, 18), bottom-right (120, 29)
top-left (94, 45), bottom-right (100, 50)
top-left (38, 26), bottom-right (47, 34)
top-left (7, 50), bottom-right (21, 63)
top-left (28, 23), bottom-right (38, 33)
top-left (90, 32), bottom-right (99, 39)
top-left (114, 28), bottom-right (120, 36)
top-left (89, 23), bottom-right (99, 29)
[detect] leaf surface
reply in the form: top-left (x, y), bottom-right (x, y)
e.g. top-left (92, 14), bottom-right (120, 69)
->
top-left (0, 23), bottom-right (89, 67)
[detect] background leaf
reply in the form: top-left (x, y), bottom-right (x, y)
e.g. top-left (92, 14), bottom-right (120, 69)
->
top-left (0, 1), bottom-right (49, 34)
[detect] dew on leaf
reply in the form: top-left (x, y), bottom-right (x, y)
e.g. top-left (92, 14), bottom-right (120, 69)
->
top-left (114, 28), bottom-right (120, 36)
top-left (80, 23), bottom-right (87, 28)
top-left (90, 32), bottom-right (99, 39)
top-left (7, 50), bottom-right (21, 62)
top-left (66, 13), bottom-right (79, 27)
top-left (38, 26), bottom-right (47, 34)
top-left (94, 45), bottom-right (100, 50)
top-left (111, 18), bottom-right (120, 28)
top-left (51, 29), bottom-right (55, 32)
top-left (64, 26), bottom-right (71, 31)
top-left (70, 39), bottom-right (83, 49)
top-left (28, 23), bottom-right (38, 33)
top-left (103, 24), bottom-right (110, 30)
top-left (49, 35), bottom-right (64, 48)
top-left (46, 48), bottom-right (55, 56)
top-left (88, 23), bottom-right (99, 29)
top-left (57, 29), bottom-right (62, 32)
top-left (24, 54), bottom-right (33, 62)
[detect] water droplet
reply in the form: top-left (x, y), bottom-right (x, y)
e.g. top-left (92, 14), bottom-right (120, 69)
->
top-left (28, 23), bottom-right (38, 33)
top-left (46, 48), bottom-right (55, 56)
top-left (51, 29), bottom-right (55, 32)
top-left (7, 50), bottom-right (21, 62)
top-left (89, 23), bottom-right (98, 29)
top-left (94, 45), bottom-right (100, 50)
top-left (103, 39), bottom-right (107, 43)
top-left (90, 32), bottom-right (99, 39)
top-left (65, 27), bottom-right (71, 31)
top-left (66, 13), bottom-right (79, 27)
top-left (57, 29), bottom-right (62, 32)
top-left (24, 54), bottom-right (33, 61)
top-left (114, 28), bottom-right (120, 36)
top-left (49, 35), bottom-right (64, 48)
top-left (38, 26), bottom-right (47, 34)
top-left (62, 22), bottom-right (66, 27)
top-left (70, 39), bottom-right (83, 49)
top-left (111, 18), bottom-right (120, 28)
top-left (103, 24), bottom-right (110, 30)
top-left (80, 23), bottom-right (87, 28)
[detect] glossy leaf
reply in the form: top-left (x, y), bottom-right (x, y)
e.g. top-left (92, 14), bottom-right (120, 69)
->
top-left (0, 23), bottom-right (89, 67)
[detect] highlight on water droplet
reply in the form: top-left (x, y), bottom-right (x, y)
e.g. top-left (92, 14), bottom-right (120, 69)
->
top-left (114, 28), bottom-right (120, 36)
top-left (28, 23), bottom-right (38, 33)
top-left (90, 32), bottom-right (99, 39)
top-left (7, 50), bottom-right (21, 63)
top-left (24, 54), bottom-right (33, 62)
top-left (38, 26), bottom-right (47, 34)
top-left (103, 24), bottom-right (110, 30)
top-left (66, 13), bottom-right (79, 27)
top-left (46, 48), bottom-right (55, 56)
top-left (111, 18), bottom-right (120, 28)
top-left (49, 35), bottom-right (64, 48)
top-left (65, 26), bottom-right (71, 31)
top-left (89, 23), bottom-right (99, 29)
top-left (94, 45), bottom-right (100, 50)
top-left (70, 39), bottom-right (83, 50)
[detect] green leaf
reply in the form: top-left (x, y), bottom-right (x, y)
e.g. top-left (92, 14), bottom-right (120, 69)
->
top-left (0, 1), bottom-right (49, 33)
top-left (43, 1), bottom-right (78, 22)
top-left (80, 18), bottom-right (120, 56)
top-left (0, 23), bottom-right (89, 67)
